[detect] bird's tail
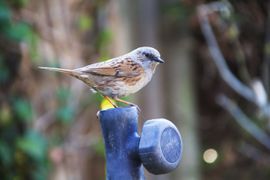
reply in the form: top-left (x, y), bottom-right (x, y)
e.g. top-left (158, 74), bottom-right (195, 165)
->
top-left (38, 66), bottom-right (79, 76)
top-left (39, 66), bottom-right (95, 86)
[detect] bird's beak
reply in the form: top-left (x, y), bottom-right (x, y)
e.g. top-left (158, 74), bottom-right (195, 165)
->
top-left (154, 57), bottom-right (165, 63)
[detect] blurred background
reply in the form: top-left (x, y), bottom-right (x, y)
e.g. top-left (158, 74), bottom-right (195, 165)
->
top-left (0, 0), bottom-right (270, 179)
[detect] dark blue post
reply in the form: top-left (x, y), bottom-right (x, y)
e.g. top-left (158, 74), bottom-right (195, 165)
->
top-left (98, 106), bottom-right (183, 180)
top-left (98, 106), bottom-right (144, 180)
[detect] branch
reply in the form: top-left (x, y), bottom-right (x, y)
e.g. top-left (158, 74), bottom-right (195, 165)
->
top-left (217, 94), bottom-right (270, 150)
top-left (197, 3), bottom-right (256, 104)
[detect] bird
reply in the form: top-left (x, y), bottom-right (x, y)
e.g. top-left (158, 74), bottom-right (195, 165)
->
top-left (39, 46), bottom-right (164, 108)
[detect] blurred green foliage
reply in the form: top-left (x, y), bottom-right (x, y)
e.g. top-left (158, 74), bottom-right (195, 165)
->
top-left (97, 29), bottom-right (112, 60)
top-left (162, 2), bottom-right (192, 23)
top-left (0, 0), bottom-right (49, 179)
top-left (17, 130), bottom-right (47, 161)
top-left (78, 14), bottom-right (93, 32)
top-left (56, 87), bottom-right (75, 124)
top-left (0, 0), bottom-right (116, 178)
top-left (93, 138), bottom-right (105, 157)
top-left (0, 1), bottom-right (31, 42)
top-left (0, 55), bottom-right (9, 83)
top-left (13, 98), bottom-right (33, 122)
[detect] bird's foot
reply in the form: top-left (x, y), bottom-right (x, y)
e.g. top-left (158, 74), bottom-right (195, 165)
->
top-left (129, 104), bottom-right (141, 112)
top-left (116, 103), bottom-right (141, 112)
top-left (103, 95), bottom-right (118, 108)
top-left (114, 98), bottom-right (141, 112)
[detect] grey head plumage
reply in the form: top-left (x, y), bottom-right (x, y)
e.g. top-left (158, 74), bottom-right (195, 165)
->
top-left (131, 47), bottom-right (164, 64)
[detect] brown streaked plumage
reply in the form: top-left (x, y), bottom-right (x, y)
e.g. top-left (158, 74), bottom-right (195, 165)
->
top-left (39, 47), bottom-right (164, 108)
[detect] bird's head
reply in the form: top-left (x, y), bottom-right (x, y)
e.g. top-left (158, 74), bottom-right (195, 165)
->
top-left (133, 47), bottom-right (164, 64)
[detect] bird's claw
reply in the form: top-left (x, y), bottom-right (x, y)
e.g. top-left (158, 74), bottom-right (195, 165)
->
top-left (129, 104), bottom-right (141, 112)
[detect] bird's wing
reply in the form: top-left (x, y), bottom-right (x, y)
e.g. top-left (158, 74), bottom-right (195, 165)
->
top-left (79, 58), bottom-right (142, 77)
top-left (87, 66), bottom-right (117, 76)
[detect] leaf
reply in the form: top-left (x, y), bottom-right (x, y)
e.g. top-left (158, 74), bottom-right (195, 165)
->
top-left (10, 0), bottom-right (29, 8)
top-left (17, 130), bottom-right (47, 160)
top-left (56, 87), bottom-right (71, 104)
top-left (56, 105), bottom-right (74, 124)
top-left (0, 3), bottom-right (11, 24)
top-left (32, 166), bottom-right (49, 180)
top-left (0, 58), bottom-right (10, 83)
top-left (28, 31), bottom-right (40, 61)
top-left (97, 30), bottom-right (112, 50)
top-left (0, 104), bottom-right (12, 125)
top-left (0, 140), bottom-right (12, 166)
top-left (79, 14), bottom-right (93, 32)
top-left (13, 99), bottom-right (33, 122)
top-left (5, 22), bottom-right (32, 42)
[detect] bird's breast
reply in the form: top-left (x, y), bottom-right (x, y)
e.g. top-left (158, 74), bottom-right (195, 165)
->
top-left (94, 70), bottom-right (153, 98)
top-left (116, 71), bottom-right (152, 97)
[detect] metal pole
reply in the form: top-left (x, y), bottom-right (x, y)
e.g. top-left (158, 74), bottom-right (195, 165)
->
top-left (98, 106), bottom-right (144, 180)
top-left (98, 106), bottom-right (183, 180)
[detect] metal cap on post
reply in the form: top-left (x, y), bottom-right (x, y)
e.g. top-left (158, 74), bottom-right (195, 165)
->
top-left (139, 119), bottom-right (183, 174)
top-left (98, 106), bottom-right (183, 179)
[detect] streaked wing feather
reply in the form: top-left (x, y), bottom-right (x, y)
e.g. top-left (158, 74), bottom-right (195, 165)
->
top-left (79, 58), bottom-right (142, 77)
top-left (115, 61), bottom-right (141, 77)
top-left (87, 67), bottom-right (117, 76)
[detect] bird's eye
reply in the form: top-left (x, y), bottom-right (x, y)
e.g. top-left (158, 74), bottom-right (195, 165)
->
top-left (144, 53), bottom-right (151, 58)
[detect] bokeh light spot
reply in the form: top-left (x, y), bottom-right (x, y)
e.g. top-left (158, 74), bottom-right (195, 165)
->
top-left (203, 148), bottom-right (218, 164)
